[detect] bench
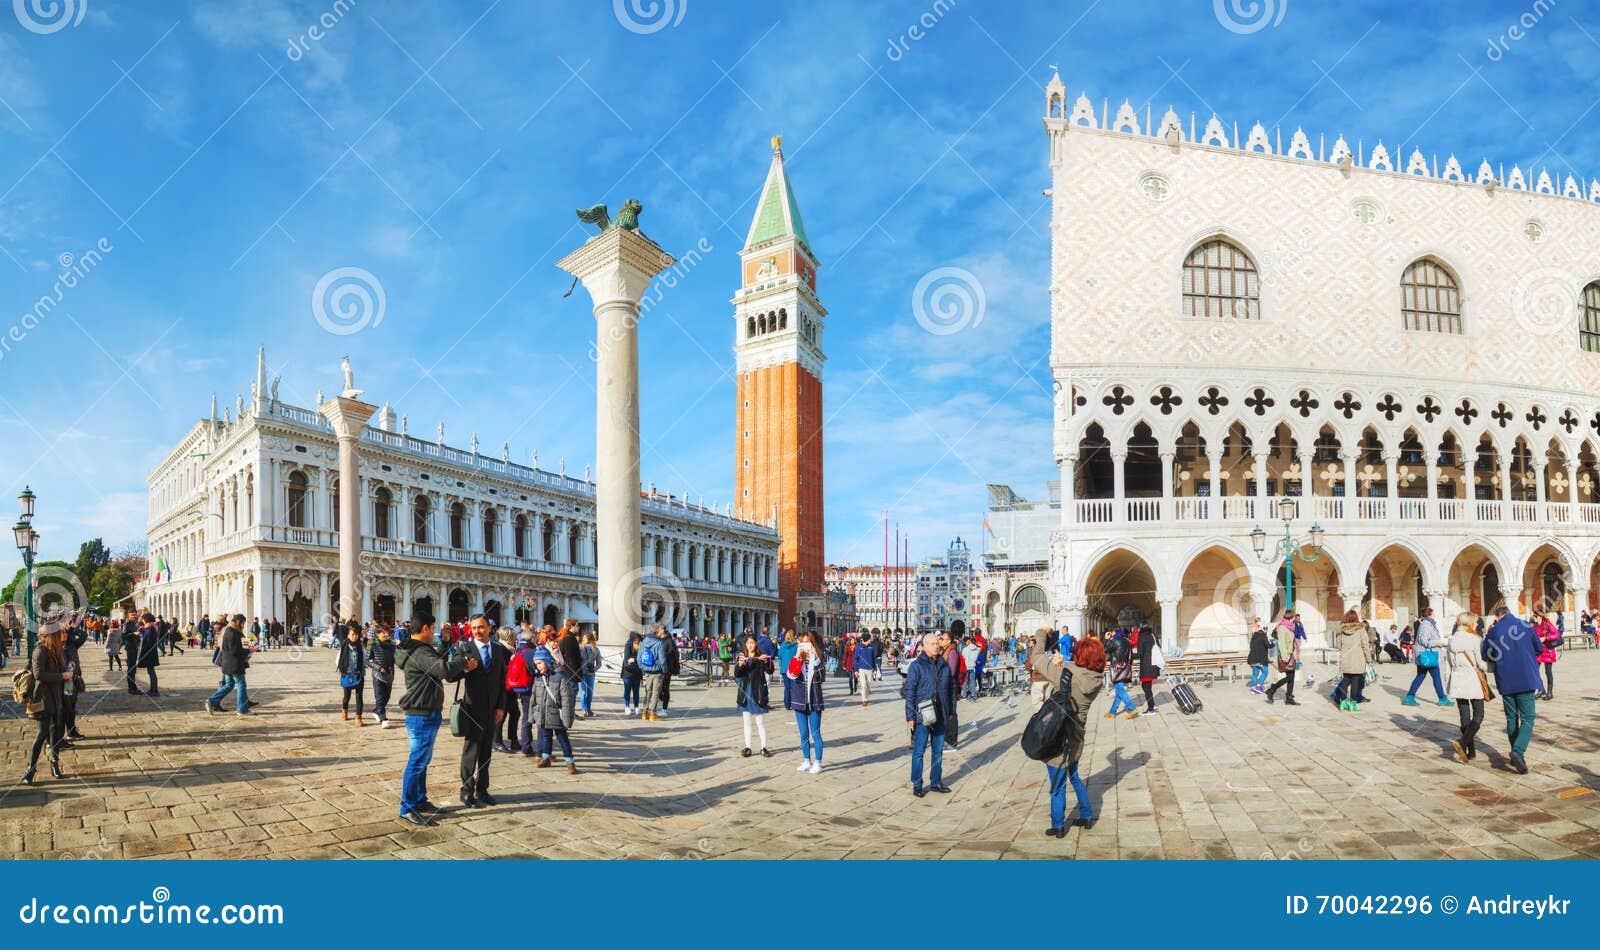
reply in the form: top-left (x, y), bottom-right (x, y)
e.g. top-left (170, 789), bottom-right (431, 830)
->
top-left (1557, 632), bottom-right (1596, 653)
top-left (1140, 652), bottom-right (1249, 686)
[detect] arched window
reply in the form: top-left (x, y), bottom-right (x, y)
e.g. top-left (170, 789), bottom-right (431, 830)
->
top-left (286, 471), bottom-right (308, 528)
top-left (1012, 584), bottom-right (1049, 615)
top-left (758, 314), bottom-right (767, 334)
top-left (1400, 258), bottom-right (1462, 334)
top-left (1581, 281), bottom-right (1600, 353)
top-left (570, 525), bottom-right (582, 564)
top-left (514, 514), bottom-right (527, 558)
top-left (482, 508), bottom-right (497, 554)
top-left (449, 502), bottom-right (465, 549)
top-left (413, 494), bottom-right (430, 544)
top-left (373, 486), bottom-right (392, 539)
top-left (1182, 239), bottom-right (1259, 320)
top-left (778, 308), bottom-right (787, 329)
top-left (542, 519), bottom-right (556, 560)
top-left (746, 316), bottom-right (755, 338)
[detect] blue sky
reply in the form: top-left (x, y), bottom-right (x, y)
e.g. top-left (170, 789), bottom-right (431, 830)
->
top-left (1, 0), bottom-right (1598, 567)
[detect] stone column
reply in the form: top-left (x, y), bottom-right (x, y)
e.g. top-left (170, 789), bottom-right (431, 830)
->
top-left (1254, 452), bottom-right (1269, 516)
top-left (1384, 454), bottom-right (1399, 503)
top-left (1566, 461), bottom-right (1580, 522)
top-left (1498, 458), bottom-right (1513, 521)
top-left (1111, 450), bottom-right (1127, 523)
top-left (1059, 455), bottom-right (1076, 526)
top-left (1159, 451), bottom-right (1175, 521)
top-left (1157, 595), bottom-right (1180, 650)
top-left (1206, 451), bottom-right (1222, 521)
top-left (319, 394), bottom-right (377, 623)
top-left (559, 227), bottom-right (674, 649)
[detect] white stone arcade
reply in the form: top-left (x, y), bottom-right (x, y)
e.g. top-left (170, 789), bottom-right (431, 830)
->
top-left (139, 352), bottom-right (780, 643)
top-left (1040, 74), bottom-right (1600, 653)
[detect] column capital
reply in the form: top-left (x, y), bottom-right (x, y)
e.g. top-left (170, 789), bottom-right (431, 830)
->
top-left (1421, 586), bottom-right (1449, 599)
top-left (318, 396), bottom-right (378, 440)
top-left (1338, 586), bottom-right (1369, 603)
top-left (556, 227), bottom-right (676, 312)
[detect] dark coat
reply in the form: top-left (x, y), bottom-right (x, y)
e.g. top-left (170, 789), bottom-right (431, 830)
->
top-left (529, 671), bottom-right (576, 731)
top-left (734, 653), bottom-right (773, 712)
top-left (902, 652), bottom-right (953, 727)
top-left (217, 626), bottom-right (249, 676)
top-left (28, 643), bottom-right (67, 720)
top-left (620, 638), bottom-right (642, 682)
top-left (1482, 613), bottom-right (1542, 696)
top-left (395, 637), bottom-right (456, 715)
top-left (366, 638), bottom-right (397, 684)
top-left (785, 653), bottom-right (826, 712)
top-left (446, 639), bottom-right (510, 738)
top-left (336, 639), bottom-right (366, 680)
top-left (135, 623), bottom-right (161, 668)
top-left (553, 631), bottom-right (584, 681)
top-left (1247, 628), bottom-right (1270, 665)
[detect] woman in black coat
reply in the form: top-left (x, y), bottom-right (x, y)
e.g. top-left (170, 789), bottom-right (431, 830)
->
top-left (335, 624), bottom-right (367, 725)
top-left (134, 612), bottom-right (161, 697)
top-left (620, 632), bottom-right (643, 715)
top-left (734, 635), bottom-right (774, 757)
top-left (23, 627), bottom-right (71, 783)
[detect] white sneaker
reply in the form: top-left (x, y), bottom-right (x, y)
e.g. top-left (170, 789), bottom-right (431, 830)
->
top-left (808, 762), bottom-right (822, 775)
top-left (796, 759), bottom-right (812, 772)
top-left (1144, 709), bottom-right (1159, 717)
top-left (654, 709), bottom-right (668, 718)
top-left (381, 719), bottom-right (396, 729)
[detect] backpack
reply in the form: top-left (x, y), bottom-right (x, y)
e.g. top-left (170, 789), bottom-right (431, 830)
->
top-left (11, 666), bottom-right (35, 705)
top-left (1020, 686), bottom-right (1074, 761)
top-left (506, 649), bottom-right (532, 690)
top-left (638, 640), bottom-right (662, 672)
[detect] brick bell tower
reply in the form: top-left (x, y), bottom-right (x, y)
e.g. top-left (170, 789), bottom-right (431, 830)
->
top-left (734, 135), bottom-right (825, 631)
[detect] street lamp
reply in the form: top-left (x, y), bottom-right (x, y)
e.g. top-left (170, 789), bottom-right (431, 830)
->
top-left (1251, 496), bottom-right (1323, 620)
top-left (13, 486), bottom-right (38, 664)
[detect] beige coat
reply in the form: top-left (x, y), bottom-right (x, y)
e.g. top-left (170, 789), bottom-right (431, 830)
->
top-left (1443, 629), bottom-right (1488, 700)
top-left (1337, 622), bottom-right (1371, 675)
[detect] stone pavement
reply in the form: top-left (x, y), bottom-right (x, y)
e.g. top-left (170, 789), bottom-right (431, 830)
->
top-left (1, 646), bottom-right (1597, 859)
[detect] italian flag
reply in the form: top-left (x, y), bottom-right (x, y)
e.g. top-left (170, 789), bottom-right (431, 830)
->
top-left (153, 556), bottom-right (169, 584)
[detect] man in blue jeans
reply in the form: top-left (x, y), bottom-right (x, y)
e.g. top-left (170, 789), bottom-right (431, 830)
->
top-left (393, 613), bottom-right (463, 826)
top-left (205, 615), bottom-right (251, 715)
top-left (1482, 605), bottom-right (1541, 774)
top-left (903, 634), bottom-right (953, 797)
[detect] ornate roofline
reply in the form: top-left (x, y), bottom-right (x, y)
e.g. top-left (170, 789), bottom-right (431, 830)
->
top-left (1043, 74), bottom-right (1600, 207)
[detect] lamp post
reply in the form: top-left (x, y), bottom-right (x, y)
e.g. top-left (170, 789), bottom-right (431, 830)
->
top-left (1250, 496), bottom-right (1323, 619)
top-left (13, 486), bottom-right (38, 666)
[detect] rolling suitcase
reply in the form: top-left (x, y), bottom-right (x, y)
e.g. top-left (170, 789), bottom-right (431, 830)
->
top-left (1171, 679), bottom-right (1202, 715)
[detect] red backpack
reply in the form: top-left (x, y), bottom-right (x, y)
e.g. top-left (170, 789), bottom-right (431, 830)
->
top-left (505, 648), bottom-right (532, 690)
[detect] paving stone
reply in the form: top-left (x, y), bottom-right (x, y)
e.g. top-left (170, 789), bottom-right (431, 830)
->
top-left (3, 647), bottom-right (1595, 859)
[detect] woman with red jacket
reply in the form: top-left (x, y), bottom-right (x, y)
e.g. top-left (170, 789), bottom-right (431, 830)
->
top-left (1532, 609), bottom-right (1560, 700)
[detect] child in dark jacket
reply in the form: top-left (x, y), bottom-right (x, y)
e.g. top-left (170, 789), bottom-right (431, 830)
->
top-left (529, 648), bottom-right (578, 773)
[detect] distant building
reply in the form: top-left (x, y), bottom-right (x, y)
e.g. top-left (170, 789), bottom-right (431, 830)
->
top-left (975, 484), bottom-right (1057, 638)
top-left (824, 563), bottom-right (915, 632)
top-left (915, 537), bottom-right (973, 633)
top-left (795, 586), bottom-right (857, 640)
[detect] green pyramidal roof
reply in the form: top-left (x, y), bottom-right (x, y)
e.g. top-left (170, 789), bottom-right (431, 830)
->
top-left (745, 144), bottom-right (810, 251)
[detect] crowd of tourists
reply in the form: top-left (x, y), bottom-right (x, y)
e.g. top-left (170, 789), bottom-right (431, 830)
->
top-left (6, 598), bottom-right (1582, 838)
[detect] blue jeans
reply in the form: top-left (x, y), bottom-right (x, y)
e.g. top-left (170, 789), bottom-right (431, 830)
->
top-left (1108, 682), bottom-right (1137, 714)
top-left (579, 675), bottom-right (596, 714)
top-left (1407, 664), bottom-right (1445, 700)
top-left (910, 722), bottom-right (944, 789)
top-left (207, 674), bottom-right (249, 713)
top-left (400, 712), bottom-right (442, 816)
top-left (793, 709), bottom-right (823, 762)
top-left (538, 727), bottom-right (573, 761)
top-left (1047, 762), bottom-right (1091, 828)
top-left (622, 678), bottom-right (640, 707)
top-left (1248, 664), bottom-right (1268, 688)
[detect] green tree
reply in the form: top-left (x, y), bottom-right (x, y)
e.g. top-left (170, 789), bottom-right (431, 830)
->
top-left (88, 559), bottom-right (142, 613)
top-left (1, 560), bottom-right (75, 606)
top-left (75, 538), bottom-right (111, 592)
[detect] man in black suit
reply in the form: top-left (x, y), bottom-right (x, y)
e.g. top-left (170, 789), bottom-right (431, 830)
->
top-left (445, 613), bottom-right (510, 807)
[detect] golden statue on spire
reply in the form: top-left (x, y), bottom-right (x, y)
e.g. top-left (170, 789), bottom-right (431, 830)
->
top-left (772, 134), bottom-right (782, 151)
